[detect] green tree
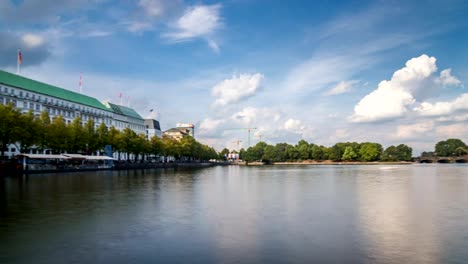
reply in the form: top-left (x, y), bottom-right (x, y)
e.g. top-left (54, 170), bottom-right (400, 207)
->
top-left (296, 140), bottom-right (310, 160)
top-left (0, 103), bottom-right (22, 158)
top-left (68, 116), bottom-right (85, 153)
top-left (310, 145), bottom-right (323, 160)
top-left (96, 123), bottom-right (109, 152)
top-left (16, 110), bottom-right (40, 153)
top-left (149, 136), bottom-right (164, 158)
top-left (396, 144), bottom-right (412, 161)
top-left (48, 116), bottom-right (69, 153)
top-left (359, 142), bottom-right (383, 161)
top-left (286, 144), bottom-right (299, 161)
top-left (108, 126), bottom-right (122, 160)
top-left (342, 146), bottom-right (357, 161)
top-left (36, 111), bottom-right (51, 152)
top-left (455, 146), bottom-right (468, 156)
top-left (219, 148), bottom-right (230, 160)
top-left (435, 138), bottom-right (466, 157)
top-left (84, 119), bottom-right (98, 154)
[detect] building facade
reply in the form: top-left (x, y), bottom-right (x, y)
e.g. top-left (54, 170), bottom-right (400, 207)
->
top-left (145, 119), bottom-right (162, 139)
top-left (0, 70), bottom-right (154, 157)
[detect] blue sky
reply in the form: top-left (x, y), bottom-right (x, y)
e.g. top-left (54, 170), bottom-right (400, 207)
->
top-left (1, 0), bottom-right (467, 153)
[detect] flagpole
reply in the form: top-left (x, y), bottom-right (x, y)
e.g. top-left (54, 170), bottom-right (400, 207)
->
top-left (79, 73), bottom-right (83, 94)
top-left (17, 49), bottom-right (20, 75)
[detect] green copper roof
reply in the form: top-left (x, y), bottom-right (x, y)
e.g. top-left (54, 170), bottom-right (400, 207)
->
top-left (0, 70), bottom-right (109, 111)
top-left (104, 102), bottom-right (143, 120)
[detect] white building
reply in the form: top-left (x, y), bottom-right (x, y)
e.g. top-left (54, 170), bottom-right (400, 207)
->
top-left (0, 70), bottom-right (146, 158)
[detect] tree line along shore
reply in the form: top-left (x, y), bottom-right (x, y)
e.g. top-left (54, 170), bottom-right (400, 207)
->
top-left (223, 139), bottom-right (467, 164)
top-left (1, 103), bottom-right (467, 163)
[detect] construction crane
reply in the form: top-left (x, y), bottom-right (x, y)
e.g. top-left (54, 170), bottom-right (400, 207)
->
top-left (225, 127), bottom-right (257, 147)
top-left (232, 140), bottom-right (242, 149)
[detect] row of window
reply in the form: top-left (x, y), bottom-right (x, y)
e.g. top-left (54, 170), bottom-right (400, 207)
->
top-left (1, 85), bottom-right (112, 117)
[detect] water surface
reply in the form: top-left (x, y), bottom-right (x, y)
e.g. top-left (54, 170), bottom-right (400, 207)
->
top-left (1, 164), bottom-right (468, 263)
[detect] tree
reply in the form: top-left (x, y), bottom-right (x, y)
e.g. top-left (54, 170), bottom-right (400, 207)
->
top-left (84, 119), bottom-right (98, 154)
top-left (342, 146), bottom-right (357, 161)
top-left (108, 126), bottom-right (122, 160)
top-left (0, 103), bottom-right (22, 158)
top-left (36, 111), bottom-right (51, 152)
top-left (48, 116), bottom-right (69, 153)
top-left (68, 116), bottom-right (85, 153)
top-left (310, 145), bottom-right (323, 160)
top-left (16, 110), bottom-right (40, 153)
top-left (286, 144), bottom-right (299, 161)
top-left (219, 148), bottom-right (230, 160)
top-left (96, 123), bottom-right (109, 152)
top-left (359, 142), bottom-right (383, 162)
top-left (455, 146), bottom-right (468, 156)
top-left (296, 140), bottom-right (310, 160)
top-left (149, 136), bottom-right (164, 158)
top-left (435, 138), bottom-right (466, 157)
top-left (396, 144), bottom-right (412, 161)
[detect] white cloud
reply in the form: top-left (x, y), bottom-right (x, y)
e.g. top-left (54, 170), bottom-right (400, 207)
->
top-left (198, 118), bottom-right (226, 137)
top-left (414, 93), bottom-right (468, 116)
top-left (125, 21), bottom-right (154, 33)
top-left (436, 123), bottom-right (468, 139)
top-left (285, 55), bottom-right (370, 92)
top-left (437, 68), bottom-right (461, 86)
top-left (284, 119), bottom-right (304, 131)
top-left (22, 33), bottom-right (45, 48)
top-left (163, 4), bottom-right (222, 51)
top-left (349, 54), bottom-right (460, 123)
top-left (138, 0), bottom-right (179, 18)
top-left (325, 80), bottom-right (359, 95)
top-left (395, 121), bottom-right (434, 139)
top-left (350, 81), bottom-right (415, 123)
top-left (212, 73), bottom-right (264, 107)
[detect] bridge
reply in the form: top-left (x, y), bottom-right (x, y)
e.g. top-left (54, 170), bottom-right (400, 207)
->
top-left (415, 156), bottom-right (468, 163)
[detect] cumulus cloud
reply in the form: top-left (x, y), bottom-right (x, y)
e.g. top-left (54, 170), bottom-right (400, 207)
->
top-left (284, 119), bottom-right (304, 131)
top-left (350, 54), bottom-right (462, 123)
top-left (436, 69), bottom-right (461, 86)
top-left (325, 80), bottom-right (359, 95)
top-left (163, 4), bottom-right (222, 51)
top-left (212, 73), bottom-right (264, 107)
top-left (395, 121), bottom-right (434, 139)
top-left (414, 93), bottom-right (468, 116)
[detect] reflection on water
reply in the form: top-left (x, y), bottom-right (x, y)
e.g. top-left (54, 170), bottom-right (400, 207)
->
top-left (1, 164), bottom-right (468, 264)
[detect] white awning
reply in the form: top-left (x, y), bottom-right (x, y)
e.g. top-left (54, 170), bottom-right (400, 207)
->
top-left (17, 154), bottom-right (70, 159)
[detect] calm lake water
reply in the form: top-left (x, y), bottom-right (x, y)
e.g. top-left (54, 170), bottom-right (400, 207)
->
top-left (1, 164), bottom-right (468, 264)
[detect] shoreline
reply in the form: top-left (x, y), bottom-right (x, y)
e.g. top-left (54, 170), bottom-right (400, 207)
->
top-left (241, 161), bottom-right (416, 166)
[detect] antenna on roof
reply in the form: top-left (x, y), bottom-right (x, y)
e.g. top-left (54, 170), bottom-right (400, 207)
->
top-left (79, 73), bottom-right (83, 94)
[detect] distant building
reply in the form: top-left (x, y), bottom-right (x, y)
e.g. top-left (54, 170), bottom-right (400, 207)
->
top-left (163, 127), bottom-right (191, 141)
top-left (176, 123), bottom-right (195, 137)
top-left (145, 119), bottom-right (162, 139)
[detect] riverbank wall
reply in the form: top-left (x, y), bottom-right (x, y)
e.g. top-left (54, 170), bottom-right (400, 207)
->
top-left (0, 161), bottom-right (231, 176)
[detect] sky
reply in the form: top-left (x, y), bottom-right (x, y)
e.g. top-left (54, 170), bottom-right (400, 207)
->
top-left (1, 0), bottom-right (467, 154)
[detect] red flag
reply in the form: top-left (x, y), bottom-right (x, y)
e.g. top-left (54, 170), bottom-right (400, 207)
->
top-left (119, 92), bottom-right (122, 98)
top-left (18, 49), bottom-right (23, 65)
top-left (79, 73), bottom-right (83, 87)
